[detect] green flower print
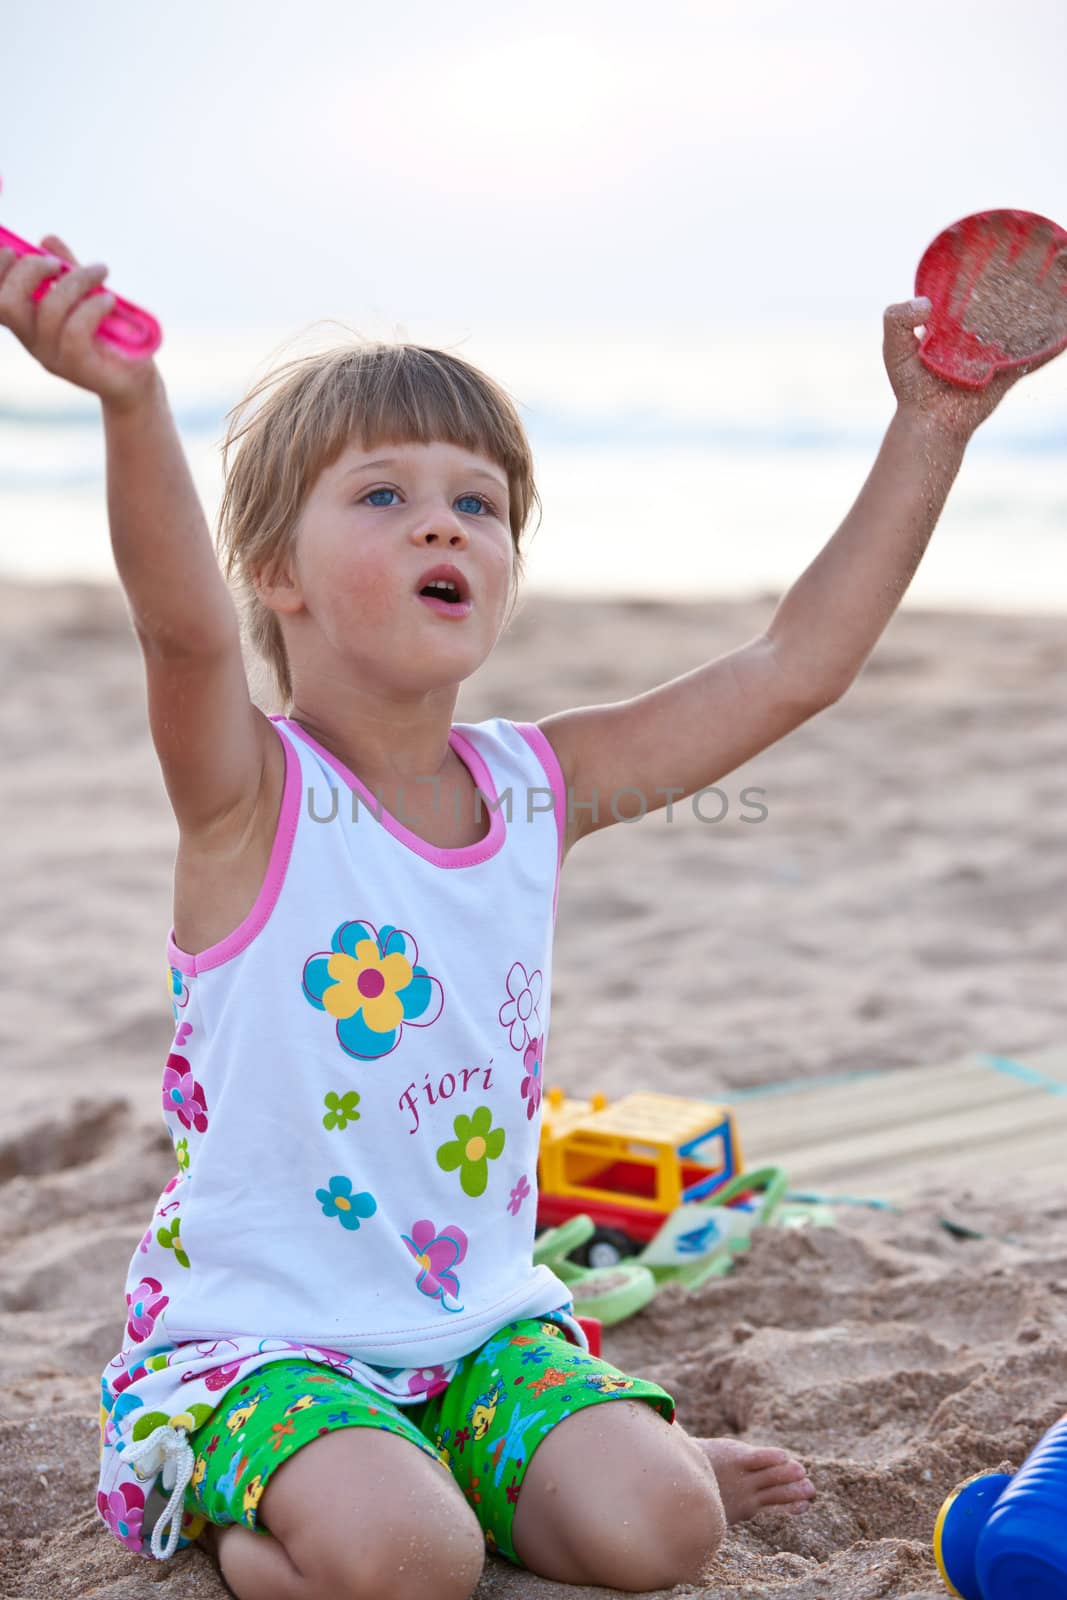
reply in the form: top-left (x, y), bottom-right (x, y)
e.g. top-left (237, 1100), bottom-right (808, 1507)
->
top-left (174, 1137), bottom-right (190, 1173)
top-left (323, 1090), bottom-right (362, 1131)
top-left (436, 1107), bottom-right (506, 1198)
top-left (156, 1218), bottom-right (189, 1268)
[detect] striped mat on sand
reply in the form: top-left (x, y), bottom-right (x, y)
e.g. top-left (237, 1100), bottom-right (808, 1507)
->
top-left (723, 1047), bottom-right (1067, 1203)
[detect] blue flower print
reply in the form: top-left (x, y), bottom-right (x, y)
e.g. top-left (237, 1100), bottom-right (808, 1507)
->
top-left (316, 1176), bottom-right (377, 1231)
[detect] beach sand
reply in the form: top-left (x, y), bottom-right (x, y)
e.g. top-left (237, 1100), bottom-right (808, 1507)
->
top-left (1, 578), bottom-right (1065, 1599)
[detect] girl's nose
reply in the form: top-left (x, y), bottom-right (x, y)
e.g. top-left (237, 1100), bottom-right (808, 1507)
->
top-left (412, 508), bottom-right (470, 546)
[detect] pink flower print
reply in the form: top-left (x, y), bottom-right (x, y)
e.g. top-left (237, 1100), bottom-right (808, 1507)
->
top-left (406, 1365), bottom-right (451, 1399)
top-left (520, 1034), bottom-right (543, 1120)
top-left (97, 1479), bottom-right (147, 1552)
top-left (162, 1053), bottom-right (208, 1133)
top-left (203, 1361), bottom-right (243, 1392)
top-left (126, 1276), bottom-right (168, 1344)
top-left (109, 1358), bottom-right (149, 1401)
top-left (174, 1021), bottom-right (193, 1047)
top-left (508, 1174), bottom-right (531, 1216)
top-left (401, 1218), bottom-right (469, 1311)
top-left (499, 963), bottom-right (542, 1052)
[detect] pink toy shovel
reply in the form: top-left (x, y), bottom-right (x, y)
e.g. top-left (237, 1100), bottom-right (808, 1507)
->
top-left (0, 175), bottom-right (161, 358)
top-left (915, 208), bottom-right (1067, 390)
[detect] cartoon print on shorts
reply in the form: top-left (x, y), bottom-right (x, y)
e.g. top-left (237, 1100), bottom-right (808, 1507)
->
top-left (499, 963), bottom-right (542, 1052)
top-left (436, 1109), bottom-right (506, 1197)
top-left (525, 1367), bottom-right (572, 1399)
top-left (520, 1034), bottom-right (543, 1119)
top-left (487, 1400), bottom-right (550, 1486)
top-left (302, 920), bottom-right (444, 1059)
top-left (581, 1373), bottom-right (636, 1396)
top-left (322, 1089), bottom-right (361, 1129)
top-left (467, 1378), bottom-right (507, 1439)
top-left (224, 1382), bottom-right (273, 1437)
top-left (242, 1474), bottom-right (266, 1526)
top-left (316, 1176), bottom-right (377, 1230)
top-left (217, 1449), bottom-right (251, 1506)
top-left (162, 1052), bottom-right (209, 1134)
top-left (401, 1218), bottom-right (469, 1312)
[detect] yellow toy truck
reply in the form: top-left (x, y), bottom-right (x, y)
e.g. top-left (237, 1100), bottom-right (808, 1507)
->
top-left (536, 1088), bottom-right (745, 1269)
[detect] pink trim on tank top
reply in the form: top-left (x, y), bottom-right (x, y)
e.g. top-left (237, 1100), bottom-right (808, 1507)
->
top-left (513, 721), bottom-right (565, 924)
top-left (167, 718), bottom-right (302, 976)
top-left (276, 716), bottom-right (506, 868)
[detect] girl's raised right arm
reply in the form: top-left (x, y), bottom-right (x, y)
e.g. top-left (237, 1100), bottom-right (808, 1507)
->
top-left (0, 235), bottom-right (272, 841)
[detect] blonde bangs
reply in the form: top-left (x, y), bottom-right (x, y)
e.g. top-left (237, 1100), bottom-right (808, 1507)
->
top-left (214, 338), bottom-right (542, 711)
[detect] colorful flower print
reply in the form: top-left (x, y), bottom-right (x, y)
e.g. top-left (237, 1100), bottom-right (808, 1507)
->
top-left (436, 1108), bottom-right (506, 1198)
top-left (303, 920), bottom-right (444, 1060)
top-left (168, 965), bottom-right (190, 1020)
top-left (499, 962), bottom-right (542, 1052)
top-left (508, 1174), bottom-right (531, 1216)
top-left (98, 1479), bottom-right (147, 1553)
top-left (157, 1218), bottom-right (189, 1268)
top-left (520, 1034), bottom-right (543, 1120)
top-left (401, 1218), bottom-right (469, 1309)
top-left (203, 1361), bottom-right (244, 1392)
top-left (174, 1021), bottom-right (192, 1047)
top-left (315, 1176), bottom-right (377, 1231)
top-left (322, 1090), bottom-right (361, 1130)
top-left (406, 1365), bottom-right (452, 1398)
top-left (105, 1391), bottom-right (145, 1451)
top-left (126, 1276), bottom-right (168, 1345)
top-left (162, 1054), bottom-right (208, 1133)
top-left (174, 1137), bottom-right (190, 1174)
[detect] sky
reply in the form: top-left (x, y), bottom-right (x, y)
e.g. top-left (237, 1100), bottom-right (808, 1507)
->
top-left (3, 0), bottom-right (1066, 341)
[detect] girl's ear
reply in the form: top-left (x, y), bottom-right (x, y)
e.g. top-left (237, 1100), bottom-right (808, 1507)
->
top-left (254, 560), bottom-right (302, 615)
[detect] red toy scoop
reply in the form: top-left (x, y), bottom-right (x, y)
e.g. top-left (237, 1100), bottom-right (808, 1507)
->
top-left (915, 209), bottom-right (1067, 390)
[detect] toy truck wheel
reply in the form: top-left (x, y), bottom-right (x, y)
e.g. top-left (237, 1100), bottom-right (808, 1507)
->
top-left (573, 1227), bottom-right (639, 1270)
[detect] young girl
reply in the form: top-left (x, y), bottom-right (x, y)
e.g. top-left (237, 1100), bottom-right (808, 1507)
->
top-left (0, 233), bottom-right (1039, 1599)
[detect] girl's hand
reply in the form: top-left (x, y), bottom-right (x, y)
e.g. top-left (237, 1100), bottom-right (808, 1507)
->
top-left (0, 233), bottom-right (159, 413)
top-left (883, 297), bottom-right (1058, 445)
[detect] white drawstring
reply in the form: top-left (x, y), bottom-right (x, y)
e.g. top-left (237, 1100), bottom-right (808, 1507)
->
top-left (123, 1422), bottom-right (195, 1561)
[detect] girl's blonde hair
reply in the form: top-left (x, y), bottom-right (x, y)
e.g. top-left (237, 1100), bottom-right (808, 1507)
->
top-left (215, 336), bottom-right (542, 712)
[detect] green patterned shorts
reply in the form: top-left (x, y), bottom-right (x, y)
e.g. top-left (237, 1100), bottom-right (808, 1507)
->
top-left (182, 1316), bottom-right (675, 1566)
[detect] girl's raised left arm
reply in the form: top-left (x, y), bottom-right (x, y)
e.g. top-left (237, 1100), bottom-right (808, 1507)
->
top-left (538, 299), bottom-right (1053, 852)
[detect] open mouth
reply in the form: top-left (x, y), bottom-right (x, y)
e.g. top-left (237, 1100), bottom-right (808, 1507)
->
top-left (416, 568), bottom-right (473, 614)
top-left (419, 578), bottom-right (465, 604)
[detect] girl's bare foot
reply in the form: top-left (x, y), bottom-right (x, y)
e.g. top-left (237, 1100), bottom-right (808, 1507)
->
top-left (693, 1437), bottom-right (815, 1522)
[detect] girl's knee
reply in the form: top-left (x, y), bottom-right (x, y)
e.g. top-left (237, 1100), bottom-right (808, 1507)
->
top-left (255, 1428), bottom-right (485, 1600)
top-left (514, 1401), bottom-right (725, 1591)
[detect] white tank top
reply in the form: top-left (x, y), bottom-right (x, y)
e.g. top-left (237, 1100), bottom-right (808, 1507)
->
top-left (96, 716), bottom-right (584, 1561)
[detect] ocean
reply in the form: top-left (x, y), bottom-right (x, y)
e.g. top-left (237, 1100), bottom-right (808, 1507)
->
top-left (1, 320), bottom-right (1065, 611)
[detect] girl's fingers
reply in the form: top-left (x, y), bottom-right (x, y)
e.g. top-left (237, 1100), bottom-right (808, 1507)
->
top-left (39, 234), bottom-right (79, 266)
top-left (35, 260), bottom-right (109, 340)
top-left (0, 252), bottom-right (67, 338)
top-left (62, 284), bottom-right (117, 350)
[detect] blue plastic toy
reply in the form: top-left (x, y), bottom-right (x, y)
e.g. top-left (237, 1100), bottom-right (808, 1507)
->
top-left (934, 1412), bottom-right (1067, 1598)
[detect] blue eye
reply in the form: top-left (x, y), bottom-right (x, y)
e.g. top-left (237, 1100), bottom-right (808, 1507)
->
top-left (361, 488), bottom-right (495, 516)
